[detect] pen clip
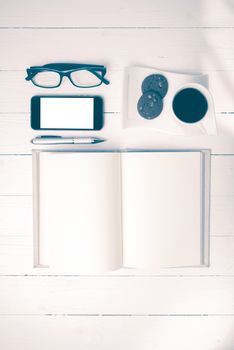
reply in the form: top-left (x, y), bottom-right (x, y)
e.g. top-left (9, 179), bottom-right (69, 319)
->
top-left (38, 135), bottom-right (62, 138)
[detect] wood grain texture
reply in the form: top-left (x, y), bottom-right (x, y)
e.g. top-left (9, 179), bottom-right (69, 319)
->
top-left (0, 236), bottom-right (234, 276)
top-left (1, 29), bottom-right (234, 155)
top-left (0, 156), bottom-right (32, 195)
top-left (1, 153), bottom-right (233, 200)
top-left (1, 29), bottom-right (234, 71)
top-left (0, 275), bottom-right (234, 315)
top-left (1, 1), bottom-right (234, 347)
top-left (0, 0), bottom-right (234, 28)
top-left (0, 156), bottom-right (234, 275)
top-left (0, 315), bottom-right (233, 350)
top-left (1, 71), bottom-right (234, 113)
top-left (0, 196), bottom-right (32, 234)
top-left (2, 113), bottom-right (234, 154)
top-left (0, 71), bottom-right (120, 113)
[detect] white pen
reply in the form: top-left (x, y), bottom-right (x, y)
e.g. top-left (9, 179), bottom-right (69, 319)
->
top-left (31, 135), bottom-right (106, 145)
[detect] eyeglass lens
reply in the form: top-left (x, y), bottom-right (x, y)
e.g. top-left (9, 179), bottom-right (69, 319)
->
top-left (32, 69), bottom-right (103, 88)
top-left (32, 71), bottom-right (61, 88)
top-left (70, 70), bottom-right (102, 87)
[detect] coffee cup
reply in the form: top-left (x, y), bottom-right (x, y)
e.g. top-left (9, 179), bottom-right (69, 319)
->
top-left (172, 84), bottom-right (209, 124)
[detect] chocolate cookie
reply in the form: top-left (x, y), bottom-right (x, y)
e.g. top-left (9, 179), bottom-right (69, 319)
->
top-left (141, 74), bottom-right (168, 98)
top-left (137, 90), bottom-right (163, 119)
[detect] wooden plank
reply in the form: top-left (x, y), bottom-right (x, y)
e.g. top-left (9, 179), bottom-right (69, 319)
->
top-left (210, 155), bottom-right (234, 236)
top-left (0, 275), bottom-right (234, 314)
top-left (0, 154), bottom-right (233, 242)
top-left (211, 196), bottom-right (234, 236)
top-left (211, 155), bottom-right (234, 195)
top-left (0, 236), bottom-right (234, 276)
top-left (1, 71), bottom-right (234, 113)
top-left (1, 29), bottom-right (234, 72)
top-left (0, 315), bottom-right (233, 350)
top-left (0, 71), bottom-right (121, 113)
top-left (2, 114), bottom-right (234, 154)
top-left (0, 196), bottom-right (232, 275)
top-left (0, 196), bottom-right (32, 235)
top-left (0, 112), bottom-right (121, 154)
top-left (0, 0), bottom-right (233, 28)
top-left (0, 187), bottom-right (232, 276)
top-left (0, 197), bottom-right (32, 273)
top-left (0, 236), bottom-right (32, 271)
top-left (0, 156), bottom-right (31, 195)
top-left (0, 155), bottom-right (234, 198)
top-left (0, 114), bottom-right (32, 153)
top-left (0, 2), bottom-right (233, 344)
top-left (0, 154), bottom-right (233, 202)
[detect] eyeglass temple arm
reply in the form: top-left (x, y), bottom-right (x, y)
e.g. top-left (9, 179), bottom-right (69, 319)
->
top-left (91, 70), bottom-right (110, 85)
top-left (25, 69), bottom-right (37, 81)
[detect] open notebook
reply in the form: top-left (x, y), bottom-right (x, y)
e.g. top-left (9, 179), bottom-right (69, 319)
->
top-left (33, 150), bottom-right (210, 272)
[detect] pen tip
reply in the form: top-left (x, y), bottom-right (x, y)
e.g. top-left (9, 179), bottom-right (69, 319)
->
top-left (93, 138), bottom-right (106, 143)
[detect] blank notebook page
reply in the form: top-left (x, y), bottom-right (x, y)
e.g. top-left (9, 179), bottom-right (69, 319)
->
top-left (35, 151), bottom-right (122, 272)
top-left (122, 151), bottom-right (203, 268)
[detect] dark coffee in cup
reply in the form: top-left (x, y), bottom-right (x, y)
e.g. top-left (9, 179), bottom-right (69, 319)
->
top-left (172, 87), bottom-right (208, 124)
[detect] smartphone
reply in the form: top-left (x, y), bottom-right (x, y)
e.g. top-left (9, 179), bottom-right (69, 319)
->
top-left (31, 95), bottom-right (103, 130)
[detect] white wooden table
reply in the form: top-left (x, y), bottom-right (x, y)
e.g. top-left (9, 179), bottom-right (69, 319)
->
top-left (1, 1), bottom-right (234, 349)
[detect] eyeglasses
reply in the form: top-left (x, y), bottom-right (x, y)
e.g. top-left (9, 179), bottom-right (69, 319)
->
top-left (25, 63), bottom-right (110, 88)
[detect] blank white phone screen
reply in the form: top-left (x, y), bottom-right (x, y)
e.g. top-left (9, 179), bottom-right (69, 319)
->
top-left (40, 98), bottom-right (94, 129)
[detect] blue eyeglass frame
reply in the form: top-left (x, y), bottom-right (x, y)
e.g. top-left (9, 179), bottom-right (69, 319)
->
top-left (25, 63), bottom-right (110, 88)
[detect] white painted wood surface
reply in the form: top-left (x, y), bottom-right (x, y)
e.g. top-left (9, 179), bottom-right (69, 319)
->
top-left (1, 316), bottom-right (233, 350)
top-left (0, 0), bottom-right (233, 27)
top-left (1, 276), bottom-right (234, 314)
top-left (1, 1), bottom-right (234, 349)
